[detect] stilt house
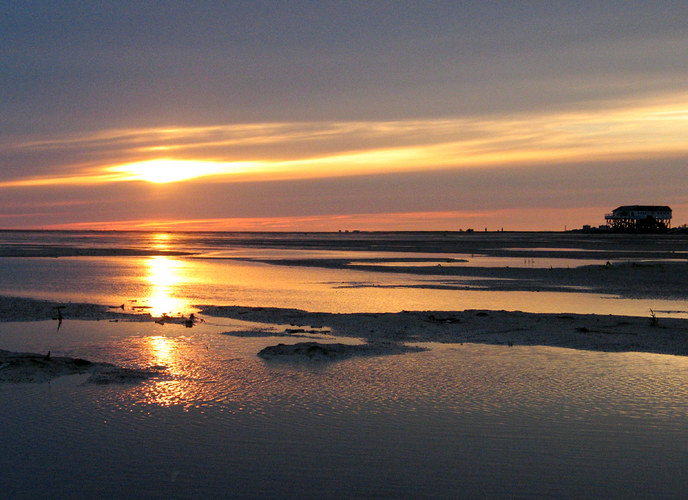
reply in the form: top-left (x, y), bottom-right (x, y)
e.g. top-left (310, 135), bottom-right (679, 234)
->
top-left (604, 205), bottom-right (672, 232)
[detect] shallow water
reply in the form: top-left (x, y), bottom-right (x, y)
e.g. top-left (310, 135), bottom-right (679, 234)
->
top-left (349, 254), bottom-right (613, 268)
top-left (2, 230), bottom-right (687, 319)
top-left (1, 319), bottom-right (688, 498)
top-left (0, 254), bottom-right (684, 319)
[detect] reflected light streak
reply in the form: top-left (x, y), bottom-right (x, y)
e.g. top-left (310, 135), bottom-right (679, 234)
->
top-left (150, 232), bottom-right (171, 251)
top-left (145, 256), bottom-right (191, 317)
top-left (141, 335), bottom-right (190, 407)
top-left (148, 335), bottom-right (176, 367)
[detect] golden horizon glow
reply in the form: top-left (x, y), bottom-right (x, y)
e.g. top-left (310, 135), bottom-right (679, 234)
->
top-left (38, 205), bottom-right (624, 232)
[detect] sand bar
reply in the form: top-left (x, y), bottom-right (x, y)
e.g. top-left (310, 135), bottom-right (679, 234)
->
top-left (200, 304), bottom-right (688, 357)
top-left (2, 295), bottom-right (688, 359)
top-left (0, 349), bottom-right (166, 384)
top-left (0, 283), bottom-right (686, 358)
top-left (231, 258), bottom-right (688, 300)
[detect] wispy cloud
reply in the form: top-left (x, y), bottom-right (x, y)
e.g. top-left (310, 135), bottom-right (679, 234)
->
top-left (2, 92), bottom-right (688, 188)
top-left (39, 206), bottom-right (620, 232)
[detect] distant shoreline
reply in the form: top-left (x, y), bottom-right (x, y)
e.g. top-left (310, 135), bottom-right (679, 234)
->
top-left (0, 228), bottom-right (648, 234)
top-left (0, 228), bottom-right (686, 237)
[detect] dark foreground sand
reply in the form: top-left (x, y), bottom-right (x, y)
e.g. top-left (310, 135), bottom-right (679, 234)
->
top-left (0, 349), bottom-right (166, 384)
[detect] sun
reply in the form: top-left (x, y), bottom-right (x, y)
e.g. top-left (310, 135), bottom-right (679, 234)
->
top-left (108, 159), bottom-right (226, 183)
top-left (130, 159), bottom-right (199, 183)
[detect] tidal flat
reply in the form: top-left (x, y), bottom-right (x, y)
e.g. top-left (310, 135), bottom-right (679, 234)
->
top-left (1, 231), bottom-right (688, 498)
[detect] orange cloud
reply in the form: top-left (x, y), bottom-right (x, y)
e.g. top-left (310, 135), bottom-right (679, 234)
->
top-left (39, 206), bottom-right (616, 232)
top-left (3, 91), bottom-right (688, 189)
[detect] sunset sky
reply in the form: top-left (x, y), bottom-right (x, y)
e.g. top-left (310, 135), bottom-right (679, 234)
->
top-left (2, 1), bottom-right (687, 231)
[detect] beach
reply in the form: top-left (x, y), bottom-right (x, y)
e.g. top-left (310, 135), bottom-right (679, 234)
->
top-left (1, 230), bottom-right (688, 498)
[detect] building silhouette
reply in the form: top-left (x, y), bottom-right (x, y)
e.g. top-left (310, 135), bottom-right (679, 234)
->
top-left (604, 205), bottom-right (672, 232)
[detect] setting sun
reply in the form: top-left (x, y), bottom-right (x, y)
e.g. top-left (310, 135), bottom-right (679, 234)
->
top-left (108, 159), bottom-right (220, 183)
top-left (107, 159), bottom-right (263, 183)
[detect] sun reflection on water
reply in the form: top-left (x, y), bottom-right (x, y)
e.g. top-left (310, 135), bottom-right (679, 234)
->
top-left (136, 333), bottom-right (235, 409)
top-left (140, 335), bottom-right (190, 407)
top-left (148, 335), bottom-right (176, 366)
top-left (144, 256), bottom-right (191, 316)
top-left (150, 231), bottom-right (172, 251)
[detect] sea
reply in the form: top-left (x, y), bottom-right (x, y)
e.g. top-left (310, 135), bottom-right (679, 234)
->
top-left (1, 230), bottom-right (688, 498)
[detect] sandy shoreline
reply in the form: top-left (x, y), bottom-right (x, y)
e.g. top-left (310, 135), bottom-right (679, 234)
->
top-left (0, 296), bottom-right (153, 322)
top-left (2, 233), bottom-right (688, 384)
top-left (1, 295), bottom-right (687, 361)
top-left (200, 304), bottom-right (688, 357)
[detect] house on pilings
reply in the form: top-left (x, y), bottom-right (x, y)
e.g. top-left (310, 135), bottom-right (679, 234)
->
top-left (604, 205), bottom-right (672, 232)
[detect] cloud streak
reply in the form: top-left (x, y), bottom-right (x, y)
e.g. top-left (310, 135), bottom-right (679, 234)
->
top-left (3, 93), bottom-right (688, 188)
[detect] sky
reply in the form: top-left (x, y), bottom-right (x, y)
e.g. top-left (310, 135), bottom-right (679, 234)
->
top-left (2, 1), bottom-right (688, 231)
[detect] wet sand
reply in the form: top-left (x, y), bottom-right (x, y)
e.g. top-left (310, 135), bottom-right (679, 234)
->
top-left (202, 305), bottom-right (688, 358)
top-left (0, 349), bottom-right (166, 384)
